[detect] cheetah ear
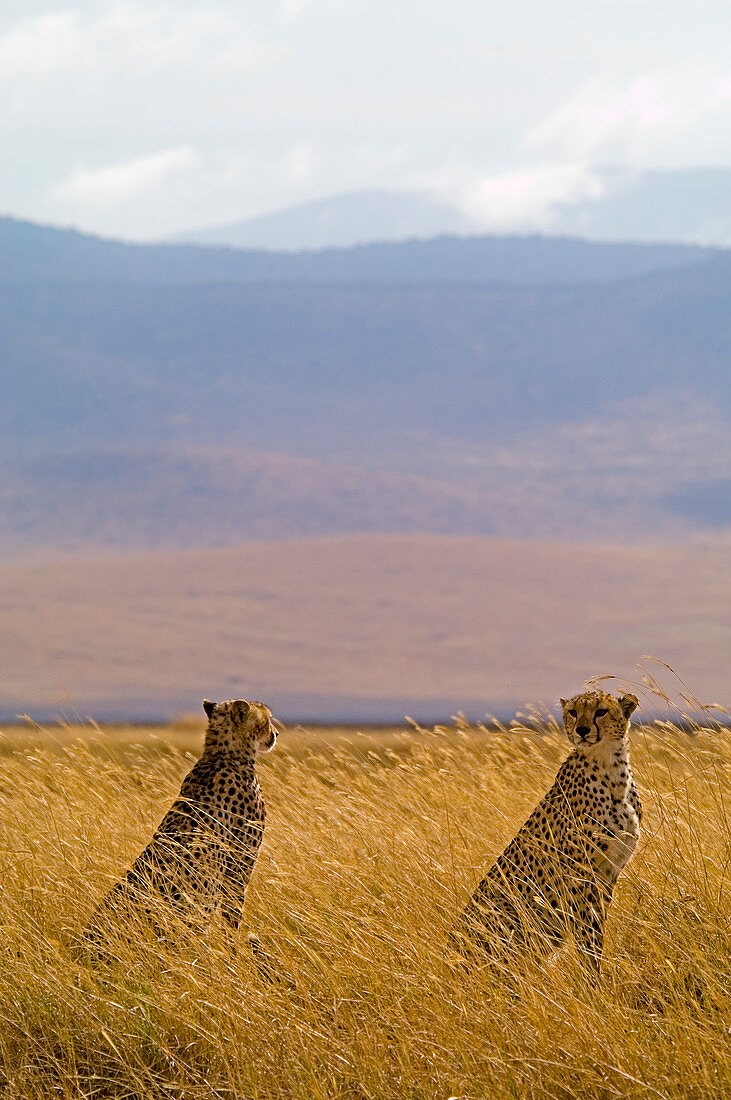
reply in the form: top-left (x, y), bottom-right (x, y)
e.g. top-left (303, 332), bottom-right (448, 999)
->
top-left (619, 693), bottom-right (638, 719)
top-left (202, 699), bottom-right (216, 719)
top-left (559, 698), bottom-right (568, 708)
top-left (232, 699), bottom-right (251, 724)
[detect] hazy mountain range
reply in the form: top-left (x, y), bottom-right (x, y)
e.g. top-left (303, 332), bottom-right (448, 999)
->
top-left (2, 214), bottom-right (716, 286)
top-left (552, 166), bottom-right (731, 246)
top-left (174, 168), bottom-right (731, 251)
top-left (173, 190), bottom-right (476, 251)
top-left (2, 214), bottom-right (729, 717)
top-left (1, 215), bottom-right (730, 555)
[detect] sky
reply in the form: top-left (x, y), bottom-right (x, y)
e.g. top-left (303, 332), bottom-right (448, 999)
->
top-left (2, 0), bottom-right (731, 240)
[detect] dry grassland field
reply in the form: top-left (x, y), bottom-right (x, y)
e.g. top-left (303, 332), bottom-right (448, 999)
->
top-left (1, 686), bottom-right (730, 1100)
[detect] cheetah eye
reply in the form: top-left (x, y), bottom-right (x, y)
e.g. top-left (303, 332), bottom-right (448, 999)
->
top-left (595, 708), bottom-right (608, 718)
top-left (568, 709), bottom-right (577, 718)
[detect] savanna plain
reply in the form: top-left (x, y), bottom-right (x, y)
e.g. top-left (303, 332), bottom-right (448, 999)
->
top-left (1, 692), bottom-right (729, 1099)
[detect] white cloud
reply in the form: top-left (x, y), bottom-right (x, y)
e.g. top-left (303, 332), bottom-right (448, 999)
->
top-left (409, 162), bottom-right (605, 233)
top-left (52, 147), bottom-right (199, 208)
top-left (280, 142), bottom-right (320, 186)
top-left (0, 5), bottom-right (281, 87)
top-left (3, 3), bottom-right (731, 240)
top-left (280, 0), bottom-right (312, 19)
top-left (0, 11), bottom-right (81, 81)
top-left (530, 63), bottom-right (731, 161)
top-left (279, 0), bottom-right (343, 23)
top-left (456, 164), bottom-right (605, 231)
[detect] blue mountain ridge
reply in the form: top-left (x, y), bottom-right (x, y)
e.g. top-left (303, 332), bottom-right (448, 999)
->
top-left (1, 216), bottom-right (729, 546)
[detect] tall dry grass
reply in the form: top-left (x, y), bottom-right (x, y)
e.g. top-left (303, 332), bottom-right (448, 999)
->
top-left (0, 691), bottom-right (729, 1098)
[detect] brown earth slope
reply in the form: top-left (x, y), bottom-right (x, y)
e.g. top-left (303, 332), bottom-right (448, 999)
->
top-left (0, 534), bottom-right (728, 720)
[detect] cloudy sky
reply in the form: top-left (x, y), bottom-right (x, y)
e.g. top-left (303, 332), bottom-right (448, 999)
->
top-left (2, 0), bottom-right (730, 239)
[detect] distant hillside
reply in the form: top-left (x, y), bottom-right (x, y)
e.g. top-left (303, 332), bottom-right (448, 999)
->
top-left (553, 167), bottom-right (731, 246)
top-left (3, 257), bottom-right (730, 452)
top-left (0, 215), bottom-right (718, 286)
top-left (174, 190), bottom-right (475, 250)
top-left (0, 534), bottom-right (727, 720)
top-left (172, 171), bottom-right (731, 251)
top-left (1, 413), bottom-right (729, 558)
top-left (0, 447), bottom-right (494, 556)
top-left (1, 227), bottom-right (730, 547)
top-left (4, 213), bottom-right (729, 724)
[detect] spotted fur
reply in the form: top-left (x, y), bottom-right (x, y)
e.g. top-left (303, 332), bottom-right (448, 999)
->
top-left (85, 698), bottom-right (277, 943)
top-left (450, 690), bottom-right (641, 972)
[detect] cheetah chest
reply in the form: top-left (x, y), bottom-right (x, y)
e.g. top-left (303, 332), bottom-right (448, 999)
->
top-left (579, 766), bottom-right (640, 884)
top-left (598, 795), bottom-right (640, 881)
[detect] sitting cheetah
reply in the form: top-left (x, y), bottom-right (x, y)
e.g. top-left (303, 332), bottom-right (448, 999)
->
top-left (450, 690), bottom-right (641, 973)
top-left (83, 698), bottom-right (277, 948)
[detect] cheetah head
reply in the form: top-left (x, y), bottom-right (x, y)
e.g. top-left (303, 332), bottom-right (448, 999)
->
top-left (559, 690), bottom-right (638, 750)
top-left (202, 698), bottom-right (278, 753)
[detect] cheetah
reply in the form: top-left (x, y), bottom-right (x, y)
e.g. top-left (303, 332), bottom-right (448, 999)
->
top-left (82, 698), bottom-right (277, 948)
top-left (449, 690), bottom-right (641, 973)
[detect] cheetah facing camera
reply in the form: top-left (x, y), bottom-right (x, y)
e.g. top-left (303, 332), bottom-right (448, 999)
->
top-left (82, 698), bottom-right (277, 951)
top-left (450, 690), bottom-right (641, 974)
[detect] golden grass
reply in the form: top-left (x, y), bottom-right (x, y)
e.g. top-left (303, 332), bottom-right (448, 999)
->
top-left (0, 702), bottom-right (729, 1098)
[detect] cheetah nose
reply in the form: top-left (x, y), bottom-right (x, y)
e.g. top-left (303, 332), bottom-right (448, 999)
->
top-left (576, 725), bottom-right (591, 740)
